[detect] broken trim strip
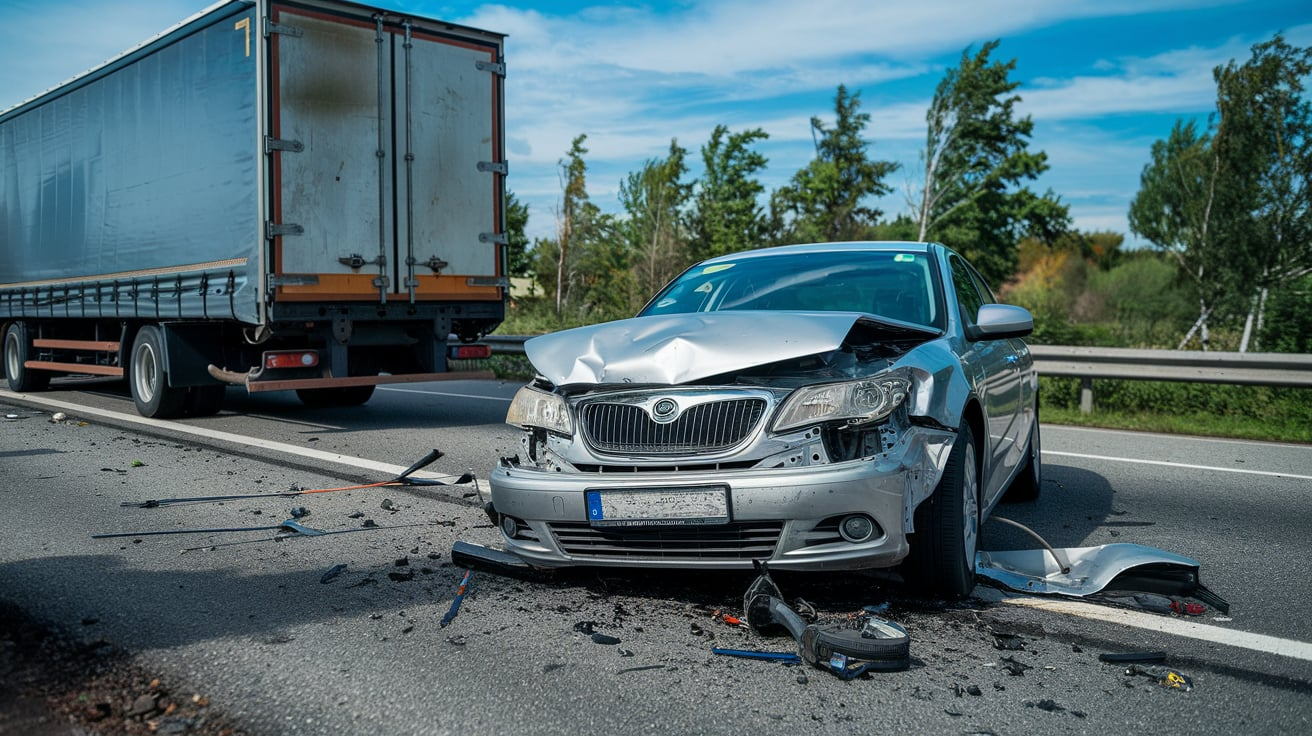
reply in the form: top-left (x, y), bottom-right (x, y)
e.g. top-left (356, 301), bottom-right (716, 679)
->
top-left (977, 588), bottom-right (1312, 663)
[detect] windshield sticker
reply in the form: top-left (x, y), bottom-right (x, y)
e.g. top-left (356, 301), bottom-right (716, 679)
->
top-left (894, 254), bottom-right (916, 263)
top-left (701, 264), bottom-right (735, 274)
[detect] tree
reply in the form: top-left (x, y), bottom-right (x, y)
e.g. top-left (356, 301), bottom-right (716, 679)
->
top-left (688, 125), bottom-right (770, 260)
top-left (909, 41), bottom-right (1068, 284)
top-left (1214, 35), bottom-right (1312, 351)
top-left (619, 139), bottom-right (692, 304)
top-left (1130, 35), bottom-right (1312, 350)
top-left (503, 190), bottom-right (531, 280)
top-left (551, 135), bottom-right (591, 315)
top-left (1128, 120), bottom-right (1233, 348)
top-left (772, 85), bottom-right (899, 243)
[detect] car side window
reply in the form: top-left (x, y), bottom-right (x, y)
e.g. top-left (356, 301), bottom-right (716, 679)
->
top-left (949, 255), bottom-right (985, 325)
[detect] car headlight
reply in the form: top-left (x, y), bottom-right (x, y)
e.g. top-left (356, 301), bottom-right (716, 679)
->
top-left (772, 374), bottom-right (911, 432)
top-left (505, 385), bottom-right (573, 435)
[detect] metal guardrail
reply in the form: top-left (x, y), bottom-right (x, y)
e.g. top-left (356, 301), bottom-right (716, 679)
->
top-left (483, 336), bottom-right (1312, 413)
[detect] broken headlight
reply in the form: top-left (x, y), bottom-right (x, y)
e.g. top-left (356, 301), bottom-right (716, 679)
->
top-left (772, 374), bottom-right (911, 432)
top-left (505, 385), bottom-right (573, 435)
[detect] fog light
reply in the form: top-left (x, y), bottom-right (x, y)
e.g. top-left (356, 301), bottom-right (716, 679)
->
top-left (839, 514), bottom-right (875, 543)
top-left (500, 514), bottom-right (519, 538)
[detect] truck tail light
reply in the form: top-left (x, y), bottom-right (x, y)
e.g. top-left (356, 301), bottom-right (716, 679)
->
top-left (449, 344), bottom-right (491, 360)
top-left (264, 350), bottom-right (319, 369)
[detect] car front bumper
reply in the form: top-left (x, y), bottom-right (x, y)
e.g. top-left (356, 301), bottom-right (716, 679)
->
top-left (488, 426), bottom-right (956, 571)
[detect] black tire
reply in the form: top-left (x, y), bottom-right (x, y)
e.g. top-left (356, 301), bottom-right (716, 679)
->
top-left (903, 423), bottom-right (979, 599)
top-left (4, 323), bottom-right (51, 392)
top-left (130, 326), bottom-right (187, 418)
top-left (295, 385), bottom-right (376, 408)
top-left (802, 619), bottom-right (911, 672)
top-left (185, 384), bottom-right (226, 417)
top-left (1001, 418), bottom-right (1041, 503)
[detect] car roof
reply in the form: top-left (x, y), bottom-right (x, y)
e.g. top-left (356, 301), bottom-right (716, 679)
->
top-left (700, 241), bottom-right (936, 265)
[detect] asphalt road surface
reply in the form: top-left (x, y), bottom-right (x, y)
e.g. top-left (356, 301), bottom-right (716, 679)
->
top-left (1, 378), bottom-right (1310, 735)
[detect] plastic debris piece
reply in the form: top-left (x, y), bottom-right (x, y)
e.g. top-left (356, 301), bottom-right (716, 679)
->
top-left (976, 543), bottom-right (1229, 614)
top-left (591, 632), bottom-right (621, 645)
top-left (712, 609), bottom-right (748, 628)
top-left (999, 656), bottom-right (1031, 676)
top-left (290, 506), bottom-right (310, 518)
top-left (1098, 651), bottom-right (1166, 664)
top-left (1126, 664), bottom-right (1194, 691)
top-left (439, 570), bottom-right (473, 628)
top-left (320, 564), bottom-right (347, 584)
top-left (711, 647), bottom-right (803, 664)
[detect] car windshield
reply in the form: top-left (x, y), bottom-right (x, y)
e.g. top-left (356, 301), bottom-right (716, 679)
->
top-left (639, 250), bottom-right (943, 329)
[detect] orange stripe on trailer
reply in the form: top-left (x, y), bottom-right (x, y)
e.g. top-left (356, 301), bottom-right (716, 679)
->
top-left (25, 361), bottom-right (124, 377)
top-left (274, 274), bottom-right (502, 301)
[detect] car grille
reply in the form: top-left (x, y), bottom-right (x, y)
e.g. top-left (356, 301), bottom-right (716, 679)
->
top-left (580, 398), bottom-right (767, 455)
top-left (547, 521), bottom-right (783, 561)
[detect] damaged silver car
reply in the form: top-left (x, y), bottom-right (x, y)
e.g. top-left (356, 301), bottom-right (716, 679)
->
top-left (489, 242), bottom-right (1040, 598)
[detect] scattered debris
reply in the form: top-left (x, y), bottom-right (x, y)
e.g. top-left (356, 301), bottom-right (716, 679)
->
top-left (316, 564), bottom-right (347, 584)
top-left (591, 633), bottom-right (621, 645)
top-left (1126, 664), bottom-right (1194, 691)
top-left (290, 506), bottom-right (310, 518)
top-left (52, 412), bottom-right (67, 422)
top-left (381, 499), bottom-right (397, 511)
top-left (742, 562), bottom-right (910, 678)
top-left (120, 448), bottom-right (471, 508)
top-left (999, 656), bottom-right (1031, 676)
top-left (1099, 651), bottom-right (1167, 664)
top-left (439, 570), bottom-right (473, 628)
top-left (617, 665), bottom-right (665, 674)
top-left (711, 647), bottom-right (803, 664)
top-left (712, 609), bottom-right (748, 628)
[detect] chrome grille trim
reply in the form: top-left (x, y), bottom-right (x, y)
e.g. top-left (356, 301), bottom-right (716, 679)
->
top-left (580, 396), bottom-right (767, 455)
top-left (548, 521), bottom-right (783, 560)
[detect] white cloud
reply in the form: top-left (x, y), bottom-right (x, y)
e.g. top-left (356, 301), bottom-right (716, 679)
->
top-left (0, 0), bottom-right (206, 108)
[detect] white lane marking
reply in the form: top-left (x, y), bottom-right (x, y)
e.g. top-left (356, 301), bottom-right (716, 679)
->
top-left (242, 413), bottom-right (345, 430)
top-left (1044, 450), bottom-right (1312, 481)
top-left (377, 386), bottom-right (513, 402)
top-left (976, 588), bottom-right (1312, 663)
top-left (0, 391), bottom-right (426, 479)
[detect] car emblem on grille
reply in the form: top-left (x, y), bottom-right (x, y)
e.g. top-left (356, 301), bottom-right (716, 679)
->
top-left (650, 398), bottom-right (679, 422)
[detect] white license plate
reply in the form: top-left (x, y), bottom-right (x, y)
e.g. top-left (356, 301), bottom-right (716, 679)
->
top-left (585, 486), bottom-right (730, 527)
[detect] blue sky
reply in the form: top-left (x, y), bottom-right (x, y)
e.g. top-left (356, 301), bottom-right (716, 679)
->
top-left (3, 0), bottom-right (1309, 246)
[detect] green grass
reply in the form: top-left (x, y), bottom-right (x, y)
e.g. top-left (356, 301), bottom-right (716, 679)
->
top-left (1039, 377), bottom-right (1312, 444)
top-left (1040, 405), bottom-right (1312, 443)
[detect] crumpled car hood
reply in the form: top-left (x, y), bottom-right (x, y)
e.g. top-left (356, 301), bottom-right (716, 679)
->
top-left (524, 311), bottom-right (939, 387)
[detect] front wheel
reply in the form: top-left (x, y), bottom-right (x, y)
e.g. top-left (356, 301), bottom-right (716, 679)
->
top-left (903, 423), bottom-right (979, 599)
top-left (130, 326), bottom-right (187, 418)
top-left (4, 323), bottom-right (51, 392)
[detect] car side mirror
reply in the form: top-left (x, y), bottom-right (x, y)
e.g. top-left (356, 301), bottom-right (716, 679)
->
top-left (968, 304), bottom-right (1034, 341)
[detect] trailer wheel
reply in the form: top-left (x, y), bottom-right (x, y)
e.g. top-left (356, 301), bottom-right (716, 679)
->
top-left (185, 385), bottom-right (226, 417)
top-left (4, 323), bottom-right (51, 392)
top-left (130, 326), bottom-right (187, 418)
top-left (295, 385), bottom-right (376, 408)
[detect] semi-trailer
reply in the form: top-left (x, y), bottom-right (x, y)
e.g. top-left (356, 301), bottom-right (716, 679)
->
top-left (1, 0), bottom-right (507, 417)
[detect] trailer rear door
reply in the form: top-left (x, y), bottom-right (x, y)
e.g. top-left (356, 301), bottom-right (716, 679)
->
top-left (268, 2), bottom-right (504, 303)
